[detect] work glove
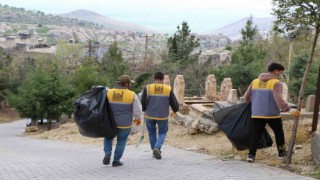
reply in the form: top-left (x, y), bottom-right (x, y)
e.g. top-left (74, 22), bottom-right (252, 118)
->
top-left (170, 112), bottom-right (177, 119)
top-left (289, 108), bottom-right (301, 117)
top-left (133, 119), bottom-right (141, 126)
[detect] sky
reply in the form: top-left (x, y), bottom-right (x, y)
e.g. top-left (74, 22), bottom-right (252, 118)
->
top-left (0, 0), bottom-right (274, 33)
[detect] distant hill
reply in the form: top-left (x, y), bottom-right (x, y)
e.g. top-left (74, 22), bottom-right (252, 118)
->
top-left (0, 4), bottom-right (99, 28)
top-left (203, 17), bottom-right (276, 40)
top-left (60, 9), bottom-right (156, 33)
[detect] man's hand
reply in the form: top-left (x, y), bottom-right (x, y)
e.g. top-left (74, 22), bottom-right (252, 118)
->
top-left (289, 108), bottom-right (301, 117)
top-left (170, 112), bottom-right (177, 119)
top-left (133, 119), bottom-right (141, 126)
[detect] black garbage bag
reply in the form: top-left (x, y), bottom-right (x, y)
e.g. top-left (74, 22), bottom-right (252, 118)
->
top-left (213, 103), bottom-right (273, 151)
top-left (74, 86), bottom-right (117, 138)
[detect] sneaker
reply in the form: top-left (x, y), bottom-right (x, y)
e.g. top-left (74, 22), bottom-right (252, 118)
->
top-left (103, 154), bottom-right (111, 165)
top-left (247, 154), bottom-right (255, 163)
top-left (153, 148), bottom-right (162, 159)
top-left (112, 161), bottom-right (123, 167)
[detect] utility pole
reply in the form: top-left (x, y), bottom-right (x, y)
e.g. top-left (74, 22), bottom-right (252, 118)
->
top-left (140, 34), bottom-right (154, 71)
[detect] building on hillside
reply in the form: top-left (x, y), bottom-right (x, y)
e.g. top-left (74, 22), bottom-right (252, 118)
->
top-left (18, 30), bottom-right (31, 39)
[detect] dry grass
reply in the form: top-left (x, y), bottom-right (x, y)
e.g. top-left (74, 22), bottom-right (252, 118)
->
top-left (0, 107), bottom-right (20, 123)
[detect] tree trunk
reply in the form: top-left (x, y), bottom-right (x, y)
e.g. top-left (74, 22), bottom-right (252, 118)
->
top-left (312, 65), bottom-right (320, 133)
top-left (286, 26), bottom-right (320, 165)
top-left (47, 119), bottom-right (52, 131)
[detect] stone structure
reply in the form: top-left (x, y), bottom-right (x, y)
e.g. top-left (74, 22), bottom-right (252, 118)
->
top-left (164, 75), bottom-right (171, 86)
top-left (227, 89), bottom-right (238, 104)
top-left (219, 78), bottom-right (233, 101)
top-left (306, 95), bottom-right (316, 112)
top-left (205, 74), bottom-right (217, 100)
top-left (311, 130), bottom-right (320, 166)
top-left (174, 75), bottom-right (185, 106)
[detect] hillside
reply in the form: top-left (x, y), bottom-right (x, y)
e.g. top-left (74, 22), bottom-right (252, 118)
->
top-left (204, 17), bottom-right (276, 40)
top-left (60, 9), bottom-right (156, 33)
top-left (0, 4), bottom-right (100, 28)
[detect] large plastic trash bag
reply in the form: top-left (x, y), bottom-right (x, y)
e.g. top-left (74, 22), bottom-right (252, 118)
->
top-left (213, 103), bottom-right (273, 151)
top-left (74, 86), bottom-right (117, 138)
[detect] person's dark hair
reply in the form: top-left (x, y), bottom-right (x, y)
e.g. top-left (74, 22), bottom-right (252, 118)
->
top-left (154, 71), bottom-right (164, 80)
top-left (268, 63), bottom-right (284, 72)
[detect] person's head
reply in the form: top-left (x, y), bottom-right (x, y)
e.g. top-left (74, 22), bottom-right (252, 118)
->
top-left (116, 75), bottom-right (134, 89)
top-left (154, 71), bottom-right (164, 82)
top-left (268, 63), bottom-right (285, 77)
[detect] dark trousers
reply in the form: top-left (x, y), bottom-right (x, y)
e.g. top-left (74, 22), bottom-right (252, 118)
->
top-left (249, 118), bottom-right (285, 156)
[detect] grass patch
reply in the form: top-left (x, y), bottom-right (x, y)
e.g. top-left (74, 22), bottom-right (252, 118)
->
top-left (0, 107), bottom-right (20, 123)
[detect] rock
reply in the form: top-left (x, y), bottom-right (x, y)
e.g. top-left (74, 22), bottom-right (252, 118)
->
top-left (202, 111), bottom-right (213, 119)
top-left (191, 119), bottom-right (200, 129)
top-left (188, 127), bottom-right (198, 134)
top-left (175, 112), bottom-right (185, 125)
top-left (205, 126), bottom-right (220, 134)
top-left (184, 116), bottom-right (194, 127)
top-left (311, 130), bottom-right (320, 166)
top-left (26, 126), bottom-right (38, 132)
top-left (295, 145), bottom-right (303, 149)
top-left (199, 124), bottom-right (205, 132)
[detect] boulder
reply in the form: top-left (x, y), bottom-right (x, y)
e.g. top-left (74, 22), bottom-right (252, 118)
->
top-left (311, 130), bottom-right (320, 166)
top-left (26, 126), bottom-right (38, 132)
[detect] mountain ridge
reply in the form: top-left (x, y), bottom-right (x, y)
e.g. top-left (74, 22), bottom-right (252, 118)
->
top-left (59, 9), bottom-right (156, 33)
top-left (203, 16), bottom-right (276, 40)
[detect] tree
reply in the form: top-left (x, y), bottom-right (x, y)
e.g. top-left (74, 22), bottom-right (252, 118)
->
top-left (167, 21), bottom-right (200, 66)
top-left (289, 49), bottom-right (318, 102)
top-left (7, 64), bottom-right (74, 129)
top-left (0, 47), bottom-right (12, 108)
top-left (228, 17), bottom-right (266, 95)
top-left (272, 0), bottom-right (320, 165)
top-left (100, 42), bottom-right (128, 86)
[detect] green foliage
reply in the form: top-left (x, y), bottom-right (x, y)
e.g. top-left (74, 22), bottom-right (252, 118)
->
top-left (100, 42), bottom-right (128, 87)
top-left (36, 26), bottom-right (51, 34)
top-left (228, 18), bottom-right (266, 95)
top-left (272, 0), bottom-right (320, 32)
top-left (167, 21), bottom-right (200, 66)
top-left (0, 4), bottom-right (100, 28)
top-left (240, 17), bottom-right (258, 45)
top-left (131, 72), bottom-right (152, 94)
top-left (163, 21), bottom-right (207, 96)
top-left (289, 49), bottom-right (318, 101)
top-left (70, 61), bottom-right (104, 97)
top-left (6, 64), bottom-right (74, 121)
top-left (0, 47), bottom-right (12, 105)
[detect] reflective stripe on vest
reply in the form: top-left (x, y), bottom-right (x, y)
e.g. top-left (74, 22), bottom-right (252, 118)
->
top-left (251, 78), bottom-right (281, 119)
top-left (145, 84), bottom-right (171, 120)
top-left (107, 89), bottom-right (135, 128)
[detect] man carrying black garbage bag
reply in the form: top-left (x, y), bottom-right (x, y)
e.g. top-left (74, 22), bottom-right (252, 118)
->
top-left (103, 75), bottom-right (142, 167)
top-left (244, 63), bottom-right (301, 163)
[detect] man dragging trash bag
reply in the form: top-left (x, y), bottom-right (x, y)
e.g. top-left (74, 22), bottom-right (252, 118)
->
top-left (103, 75), bottom-right (142, 167)
top-left (244, 63), bottom-right (301, 163)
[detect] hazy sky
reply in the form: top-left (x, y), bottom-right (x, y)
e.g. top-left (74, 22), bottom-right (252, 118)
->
top-left (0, 0), bottom-right (274, 33)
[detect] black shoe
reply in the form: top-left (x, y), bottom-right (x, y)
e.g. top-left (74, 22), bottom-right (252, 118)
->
top-left (278, 151), bottom-right (286, 159)
top-left (247, 154), bottom-right (255, 163)
top-left (112, 161), bottom-right (123, 167)
top-left (153, 148), bottom-right (162, 159)
top-left (103, 154), bottom-right (111, 165)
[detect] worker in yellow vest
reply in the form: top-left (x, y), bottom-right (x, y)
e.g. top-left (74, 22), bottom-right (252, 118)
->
top-left (141, 72), bottom-right (179, 160)
top-left (103, 75), bottom-right (142, 167)
top-left (244, 63), bottom-right (300, 163)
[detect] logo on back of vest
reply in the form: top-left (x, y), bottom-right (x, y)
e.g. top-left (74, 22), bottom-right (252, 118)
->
top-left (112, 91), bottom-right (124, 101)
top-left (154, 85), bottom-right (164, 94)
top-left (258, 81), bottom-right (267, 88)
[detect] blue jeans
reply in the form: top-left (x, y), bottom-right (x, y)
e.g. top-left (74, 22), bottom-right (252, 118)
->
top-left (104, 128), bottom-right (131, 161)
top-left (145, 118), bottom-right (168, 150)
